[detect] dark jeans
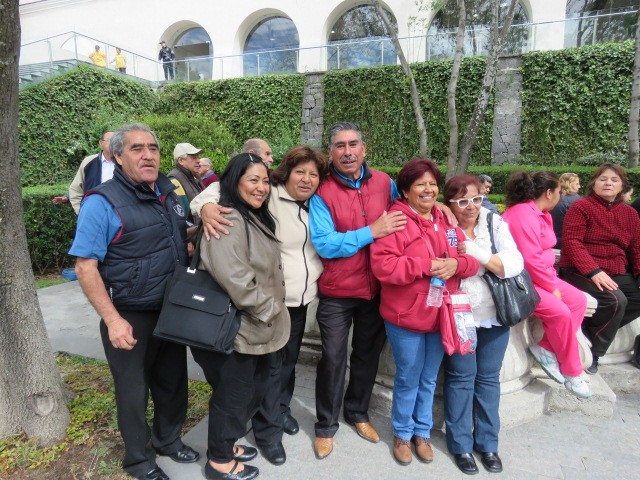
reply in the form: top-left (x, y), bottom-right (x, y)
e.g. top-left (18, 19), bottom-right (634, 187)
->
top-left (561, 269), bottom-right (640, 357)
top-left (444, 325), bottom-right (510, 455)
top-left (100, 310), bottom-right (188, 478)
top-left (314, 296), bottom-right (386, 438)
top-left (253, 305), bottom-right (308, 446)
top-left (191, 348), bottom-right (270, 462)
top-left (162, 62), bottom-right (174, 80)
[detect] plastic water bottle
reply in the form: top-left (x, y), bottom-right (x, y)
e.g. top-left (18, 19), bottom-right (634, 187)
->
top-left (426, 277), bottom-right (445, 307)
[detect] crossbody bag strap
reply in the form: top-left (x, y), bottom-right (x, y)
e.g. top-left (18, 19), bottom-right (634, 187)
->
top-left (486, 212), bottom-right (498, 255)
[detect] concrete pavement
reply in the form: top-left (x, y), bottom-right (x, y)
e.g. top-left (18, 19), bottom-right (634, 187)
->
top-left (39, 281), bottom-right (640, 479)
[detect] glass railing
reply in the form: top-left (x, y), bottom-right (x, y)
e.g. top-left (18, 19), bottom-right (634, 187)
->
top-left (20, 9), bottom-right (639, 83)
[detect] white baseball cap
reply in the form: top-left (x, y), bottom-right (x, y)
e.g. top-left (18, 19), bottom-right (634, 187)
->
top-left (173, 143), bottom-right (203, 159)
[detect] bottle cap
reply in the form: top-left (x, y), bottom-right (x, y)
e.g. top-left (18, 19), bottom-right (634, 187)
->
top-left (430, 277), bottom-right (446, 287)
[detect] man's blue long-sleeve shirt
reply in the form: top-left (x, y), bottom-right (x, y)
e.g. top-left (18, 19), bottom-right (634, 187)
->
top-left (309, 166), bottom-right (399, 259)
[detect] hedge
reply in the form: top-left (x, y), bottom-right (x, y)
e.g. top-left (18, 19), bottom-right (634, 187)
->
top-left (19, 67), bottom-right (157, 186)
top-left (323, 57), bottom-right (492, 168)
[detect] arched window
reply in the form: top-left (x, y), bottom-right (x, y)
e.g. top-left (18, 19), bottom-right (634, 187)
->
top-left (427, 1), bottom-right (529, 60)
top-left (565, 0), bottom-right (639, 47)
top-left (173, 27), bottom-right (213, 81)
top-left (244, 16), bottom-right (299, 76)
top-left (327, 5), bottom-right (398, 70)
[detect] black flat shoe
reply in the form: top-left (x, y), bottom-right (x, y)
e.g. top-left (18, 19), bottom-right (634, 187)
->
top-left (454, 453), bottom-right (479, 475)
top-left (233, 445), bottom-right (257, 462)
top-left (283, 413), bottom-right (299, 435)
top-left (480, 452), bottom-right (503, 473)
top-left (159, 444), bottom-right (200, 463)
top-left (138, 467), bottom-right (169, 480)
top-left (205, 460), bottom-right (259, 480)
top-left (259, 441), bottom-right (286, 465)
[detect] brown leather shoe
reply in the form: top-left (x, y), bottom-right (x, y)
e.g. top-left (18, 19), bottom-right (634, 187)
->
top-left (348, 421), bottom-right (380, 443)
top-left (393, 437), bottom-right (412, 465)
top-left (412, 435), bottom-right (434, 463)
top-left (314, 437), bottom-right (333, 460)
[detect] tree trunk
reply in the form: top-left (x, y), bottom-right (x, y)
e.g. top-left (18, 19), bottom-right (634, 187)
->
top-left (0, 0), bottom-right (70, 445)
top-left (372, 0), bottom-right (429, 158)
top-left (445, 0), bottom-right (466, 181)
top-left (628, 12), bottom-right (640, 168)
top-left (457, 0), bottom-right (518, 175)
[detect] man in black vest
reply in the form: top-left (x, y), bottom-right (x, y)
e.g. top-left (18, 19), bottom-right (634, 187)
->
top-left (69, 124), bottom-right (199, 480)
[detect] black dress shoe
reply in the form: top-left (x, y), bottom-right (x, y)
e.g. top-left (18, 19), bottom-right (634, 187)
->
top-left (138, 466), bottom-right (169, 480)
top-left (259, 441), bottom-right (286, 465)
top-left (283, 413), bottom-right (299, 435)
top-left (480, 452), bottom-right (503, 473)
top-left (454, 453), bottom-right (479, 475)
top-left (205, 460), bottom-right (259, 480)
top-left (160, 444), bottom-right (200, 463)
top-left (233, 445), bottom-right (257, 462)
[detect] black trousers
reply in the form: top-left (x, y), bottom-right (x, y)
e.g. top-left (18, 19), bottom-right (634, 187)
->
top-left (191, 348), bottom-right (270, 462)
top-left (560, 269), bottom-right (640, 357)
top-left (252, 305), bottom-right (308, 445)
top-left (314, 296), bottom-right (386, 438)
top-left (162, 62), bottom-right (174, 80)
top-left (100, 310), bottom-right (188, 478)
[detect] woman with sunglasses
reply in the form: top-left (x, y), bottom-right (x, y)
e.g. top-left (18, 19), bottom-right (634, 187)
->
top-left (442, 175), bottom-right (524, 475)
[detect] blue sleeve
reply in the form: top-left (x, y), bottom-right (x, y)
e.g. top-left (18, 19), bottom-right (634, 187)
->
top-left (68, 195), bottom-right (122, 261)
top-left (309, 194), bottom-right (374, 259)
top-left (391, 180), bottom-right (400, 200)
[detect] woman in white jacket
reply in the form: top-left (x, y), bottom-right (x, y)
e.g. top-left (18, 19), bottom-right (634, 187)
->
top-left (442, 174), bottom-right (524, 476)
top-left (190, 145), bottom-right (329, 465)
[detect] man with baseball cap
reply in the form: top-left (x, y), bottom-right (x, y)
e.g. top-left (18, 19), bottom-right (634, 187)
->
top-left (169, 143), bottom-right (204, 217)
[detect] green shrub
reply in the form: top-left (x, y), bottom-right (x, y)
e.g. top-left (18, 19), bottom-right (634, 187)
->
top-left (23, 184), bottom-right (76, 274)
top-left (138, 113), bottom-right (238, 174)
top-left (19, 67), bottom-right (157, 186)
top-left (155, 74), bottom-right (306, 160)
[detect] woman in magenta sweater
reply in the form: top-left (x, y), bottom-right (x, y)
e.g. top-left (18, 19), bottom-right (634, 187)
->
top-left (559, 164), bottom-right (640, 374)
top-left (370, 159), bottom-right (479, 467)
top-left (502, 171), bottom-right (591, 399)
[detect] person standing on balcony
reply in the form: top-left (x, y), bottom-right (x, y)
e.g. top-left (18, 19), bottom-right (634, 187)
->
top-left (110, 47), bottom-right (127, 73)
top-left (89, 45), bottom-right (107, 67)
top-left (158, 41), bottom-right (175, 81)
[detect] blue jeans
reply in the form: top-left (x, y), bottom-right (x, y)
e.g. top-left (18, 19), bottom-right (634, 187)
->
top-left (385, 321), bottom-right (444, 440)
top-left (444, 325), bottom-right (510, 454)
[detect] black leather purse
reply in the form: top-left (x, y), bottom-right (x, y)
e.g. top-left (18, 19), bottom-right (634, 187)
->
top-left (153, 229), bottom-right (241, 353)
top-left (482, 213), bottom-right (541, 327)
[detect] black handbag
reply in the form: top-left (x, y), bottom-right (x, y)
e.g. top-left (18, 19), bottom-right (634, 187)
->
top-left (482, 213), bottom-right (541, 327)
top-left (153, 230), bottom-right (241, 353)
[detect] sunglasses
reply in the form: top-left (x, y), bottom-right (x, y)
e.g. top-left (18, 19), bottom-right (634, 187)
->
top-left (449, 195), bottom-right (484, 208)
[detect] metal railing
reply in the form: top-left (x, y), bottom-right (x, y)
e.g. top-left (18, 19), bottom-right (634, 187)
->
top-left (20, 9), bottom-right (639, 83)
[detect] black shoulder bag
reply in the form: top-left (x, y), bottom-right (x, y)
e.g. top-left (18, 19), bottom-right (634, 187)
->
top-left (482, 213), bottom-right (541, 327)
top-left (153, 228), bottom-right (244, 353)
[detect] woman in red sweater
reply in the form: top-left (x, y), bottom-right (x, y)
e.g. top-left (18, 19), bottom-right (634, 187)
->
top-left (559, 164), bottom-right (640, 374)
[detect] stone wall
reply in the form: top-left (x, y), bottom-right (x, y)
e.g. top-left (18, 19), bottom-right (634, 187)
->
top-left (300, 73), bottom-right (324, 147)
top-left (491, 56), bottom-right (523, 165)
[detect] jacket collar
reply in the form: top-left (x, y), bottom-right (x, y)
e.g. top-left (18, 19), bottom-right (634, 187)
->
top-left (329, 162), bottom-right (373, 189)
top-left (588, 192), bottom-right (622, 210)
top-left (113, 167), bottom-right (176, 199)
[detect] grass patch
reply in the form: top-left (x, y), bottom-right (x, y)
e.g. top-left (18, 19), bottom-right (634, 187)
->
top-left (0, 353), bottom-right (211, 478)
top-left (35, 277), bottom-right (68, 289)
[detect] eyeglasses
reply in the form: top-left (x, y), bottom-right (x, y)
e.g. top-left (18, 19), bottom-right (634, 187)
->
top-left (449, 195), bottom-right (484, 208)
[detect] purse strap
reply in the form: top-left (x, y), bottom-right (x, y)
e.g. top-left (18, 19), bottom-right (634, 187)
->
top-left (188, 218), bottom-right (252, 272)
top-left (486, 212), bottom-right (498, 255)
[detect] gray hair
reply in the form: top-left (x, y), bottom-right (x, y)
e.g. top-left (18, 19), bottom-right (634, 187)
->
top-left (478, 174), bottom-right (493, 185)
top-left (328, 122), bottom-right (363, 146)
top-left (110, 123), bottom-right (159, 158)
top-left (199, 157), bottom-right (212, 167)
top-left (242, 138), bottom-right (266, 156)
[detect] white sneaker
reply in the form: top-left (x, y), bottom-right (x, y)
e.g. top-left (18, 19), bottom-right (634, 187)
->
top-left (564, 375), bottom-right (593, 399)
top-left (529, 344), bottom-right (564, 384)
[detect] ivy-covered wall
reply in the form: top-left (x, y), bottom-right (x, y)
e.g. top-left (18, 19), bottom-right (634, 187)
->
top-left (521, 41), bottom-right (634, 165)
top-left (323, 57), bottom-right (493, 167)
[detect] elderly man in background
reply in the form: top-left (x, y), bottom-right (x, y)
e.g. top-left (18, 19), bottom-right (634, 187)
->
top-left (478, 174), bottom-right (500, 215)
top-left (309, 122), bottom-right (406, 459)
top-left (53, 130), bottom-right (115, 214)
top-left (243, 138), bottom-right (274, 167)
top-left (197, 157), bottom-right (219, 189)
top-left (169, 143), bottom-right (204, 217)
top-left (69, 124), bottom-right (199, 480)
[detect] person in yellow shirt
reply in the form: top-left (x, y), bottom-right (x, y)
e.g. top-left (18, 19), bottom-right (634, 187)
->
top-left (89, 45), bottom-right (107, 67)
top-left (110, 47), bottom-right (127, 73)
